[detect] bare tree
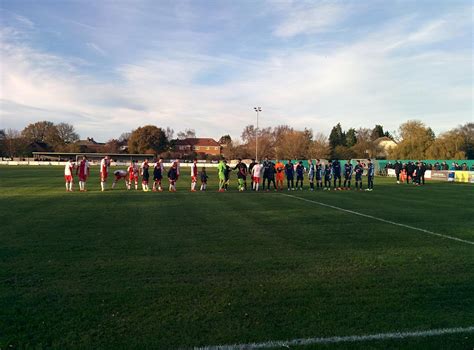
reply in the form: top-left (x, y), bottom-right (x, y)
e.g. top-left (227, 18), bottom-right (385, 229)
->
top-left (56, 122), bottom-right (79, 144)
top-left (351, 128), bottom-right (376, 158)
top-left (3, 129), bottom-right (27, 157)
top-left (164, 127), bottom-right (174, 141)
top-left (310, 132), bottom-right (330, 159)
top-left (177, 128), bottom-right (196, 140)
top-left (119, 132), bottom-right (131, 142)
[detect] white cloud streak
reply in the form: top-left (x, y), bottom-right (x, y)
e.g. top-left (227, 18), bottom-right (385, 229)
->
top-left (273, 1), bottom-right (350, 38)
top-left (86, 42), bottom-right (106, 56)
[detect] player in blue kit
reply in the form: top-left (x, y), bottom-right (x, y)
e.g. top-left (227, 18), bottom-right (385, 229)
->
top-left (308, 159), bottom-right (315, 191)
top-left (354, 160), bottom-right (364, 190)
top-left (366, 159), bottom-right (375, 191)
top-left (295, 161), bottom-right (305, 190)
top-left (324, 162), bottom-right (332, 190)
top-left (343, 160), bottom-right (354, 190)
top-left (315, 159), bottom-right (323, 189)
top-left (285, 160), bottom-right (295, 190)
top-left (332, 159), bottom-right (342, 190)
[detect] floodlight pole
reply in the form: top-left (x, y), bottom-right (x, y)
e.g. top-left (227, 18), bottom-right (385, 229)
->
top-left (254, 107), bottom-right (261, 161)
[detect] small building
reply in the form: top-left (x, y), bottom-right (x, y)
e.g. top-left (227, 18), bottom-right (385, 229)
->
top-left (27, 141), bottom-right (53, 154)
top-left (174, 138), bottom-right (221, 157)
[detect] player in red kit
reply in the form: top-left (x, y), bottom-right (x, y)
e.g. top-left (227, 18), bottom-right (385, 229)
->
top-left (100, 155), bottom-right (110, 191)
top-left (190, 159), bottom-right (198, 192)
top-left (127, 160), bottom-right (139, 190)
top-left (76, 156), bottom-right (90, 192)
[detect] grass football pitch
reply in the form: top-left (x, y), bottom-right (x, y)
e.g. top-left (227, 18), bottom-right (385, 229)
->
top-left (1, 166), bottom-right (473, 349)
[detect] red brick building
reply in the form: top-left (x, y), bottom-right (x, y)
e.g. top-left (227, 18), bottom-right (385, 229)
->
top-left (174, 138), bottom-right (221, 157)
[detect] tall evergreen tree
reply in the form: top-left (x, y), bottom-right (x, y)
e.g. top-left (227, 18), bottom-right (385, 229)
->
top-left (329, 123), bottom-right (346, 149)
top-left (370, 124), bottom-right (385, 140)
top-left (345, 128), bottom-right (357, 147)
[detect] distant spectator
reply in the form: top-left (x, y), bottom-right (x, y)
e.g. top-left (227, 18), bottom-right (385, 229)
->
top-left (420, 162), bottom-right (427, 185)
top-left (406, 161), bottom-right (415, 184)
top-left (413, 162), bottom-right (422, 185)
top-left (394, 160), bottom-right (402, 184)
top-left (448, 163), bottom-right (456, 182)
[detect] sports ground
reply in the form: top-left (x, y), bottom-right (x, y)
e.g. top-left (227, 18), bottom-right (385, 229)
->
top-left (1, 166), bottom-right (473, 349)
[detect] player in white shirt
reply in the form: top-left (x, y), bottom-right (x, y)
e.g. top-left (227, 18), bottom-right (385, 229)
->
top-left (112, 169), bottom-right (129, 189)
top-left (190, 159), bottom-right (198, 192)
top-left (251, 162), bottom-right (262, 191)
top-left (100, 156), bottom-right (111, 192)
top-left (64, 159), bottom-right (75, 192)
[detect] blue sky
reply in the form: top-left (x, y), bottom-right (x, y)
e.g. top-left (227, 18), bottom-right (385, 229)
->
top-left (0, 0), bottom-right (472, 142)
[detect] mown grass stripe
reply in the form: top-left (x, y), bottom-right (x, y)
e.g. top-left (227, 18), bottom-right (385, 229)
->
top-left (282, 193), bottom-right (474, 246)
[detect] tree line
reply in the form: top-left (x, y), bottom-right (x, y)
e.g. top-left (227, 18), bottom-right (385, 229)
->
top-left (1, 120), bottom-right (472, 160)
top-left (220, 121), bottom-right (473, 160)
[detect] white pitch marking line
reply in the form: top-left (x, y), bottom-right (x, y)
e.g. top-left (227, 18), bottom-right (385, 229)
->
top-left (282, 193), bottom-right (474, 246)
top-left (193, 326), bottom-right (474, 350)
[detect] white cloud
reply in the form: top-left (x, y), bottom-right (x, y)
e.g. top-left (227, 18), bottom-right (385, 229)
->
top-left (0, 7), bottom-right (471, 142)
top-left (14, 14), bottom-right (34, 29)
top-left (273, 2), bottom-right (349, 38)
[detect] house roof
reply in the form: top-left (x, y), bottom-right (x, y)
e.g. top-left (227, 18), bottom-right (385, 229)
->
top-left (175, 138), bottom-right (220, 147)
top-left (373, 136), bottom-right (397, 144)
top-left (75, 137), bottom-right (105, 146)
top-left (28, 141), bottom-right (51, 152)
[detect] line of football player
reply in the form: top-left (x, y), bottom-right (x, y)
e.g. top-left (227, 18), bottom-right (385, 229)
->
top-left (64, 156), bottom-right (376, 192)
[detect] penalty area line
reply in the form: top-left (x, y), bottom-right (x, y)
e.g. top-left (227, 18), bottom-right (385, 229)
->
top-left (281, 193), bottom-right (474, 246)
top-left (193, 326), bottom-right (474, 350)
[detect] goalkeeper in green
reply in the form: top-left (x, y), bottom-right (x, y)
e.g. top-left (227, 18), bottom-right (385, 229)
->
top-left (218, 159), bottom-right (226, 192)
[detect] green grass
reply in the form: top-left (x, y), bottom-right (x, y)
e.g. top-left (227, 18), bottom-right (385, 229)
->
top-left (0, 166), bottom-right (473, 349)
